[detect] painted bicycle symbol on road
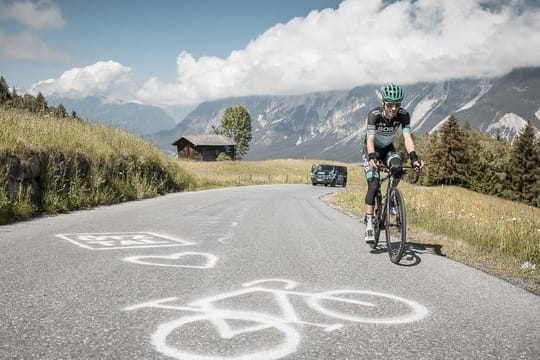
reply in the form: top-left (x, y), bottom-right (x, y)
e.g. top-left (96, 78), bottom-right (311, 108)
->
top-left (125, 278), bottom-right (429, 360)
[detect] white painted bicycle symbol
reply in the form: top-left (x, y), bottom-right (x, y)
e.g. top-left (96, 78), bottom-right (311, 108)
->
top-left (125, 278), bottom-right (429, 360)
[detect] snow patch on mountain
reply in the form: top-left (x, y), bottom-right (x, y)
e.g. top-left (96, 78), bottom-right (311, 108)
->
top-left (458, 82), bottom-right (493, 111)
top-left (256, 113), bottom-right (267, 128)
top-left (536, 107), bottom-right (540, 120)
top-left (411, 98), bottom-right (439, 128)
top-left (486, 113), bottom-right (528, 141)
top-left (487, 113), bottom-right (527, 131)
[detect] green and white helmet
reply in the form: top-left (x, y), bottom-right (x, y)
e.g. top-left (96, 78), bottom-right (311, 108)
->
top-left (382, 84), bottom-right (404, 102)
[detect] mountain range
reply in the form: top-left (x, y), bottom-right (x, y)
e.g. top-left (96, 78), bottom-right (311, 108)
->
top-left (47, 67), bottom-right (540, 163)
top-left (46, 95), bottom-right (178, 135)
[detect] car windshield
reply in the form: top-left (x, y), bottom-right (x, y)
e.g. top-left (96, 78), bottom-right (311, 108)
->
top-left (316, 165), bottom-right (334, 172)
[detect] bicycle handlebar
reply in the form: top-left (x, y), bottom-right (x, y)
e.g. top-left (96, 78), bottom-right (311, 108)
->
top-left (375, 163), bottom-right (423, 184)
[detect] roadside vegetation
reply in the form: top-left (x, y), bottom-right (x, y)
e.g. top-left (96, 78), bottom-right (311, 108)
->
top-left (329, 182), bottom-right (540, 293)
top-left (177, 158), bottom-right (325, 187)
top-left (0, 108), bottom-right (196, 223)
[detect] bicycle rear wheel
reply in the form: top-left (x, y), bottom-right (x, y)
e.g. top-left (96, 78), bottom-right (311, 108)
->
top-left (385, 187), bottom-right (406, 264)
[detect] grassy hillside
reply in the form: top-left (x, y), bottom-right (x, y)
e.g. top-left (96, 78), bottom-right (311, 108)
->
top-left (1, 107), bottom-right (538, 294)
top-left (0, 108), bottom-right (196, 222)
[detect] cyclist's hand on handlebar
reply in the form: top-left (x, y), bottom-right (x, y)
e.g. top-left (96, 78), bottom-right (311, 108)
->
top-left (367, 152), bottom-right (378, 170)
top-left (412, 159), bottom-right (424, 171)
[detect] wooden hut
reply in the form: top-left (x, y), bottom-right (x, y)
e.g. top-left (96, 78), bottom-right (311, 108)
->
top-left (171, 135), bottom-right (236, 161)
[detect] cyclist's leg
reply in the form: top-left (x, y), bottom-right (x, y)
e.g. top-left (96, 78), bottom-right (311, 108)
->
top-left (362, 152), bottom-right (379, 243)
top-left (384, 146), bottom-right (404, 184)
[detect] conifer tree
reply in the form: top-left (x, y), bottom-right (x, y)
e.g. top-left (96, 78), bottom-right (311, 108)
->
top-left (509, 121), bottom-right (539, 206)
top-left (425, 115), bottom-right (468, 186)
top-left (0, 76), bottom-right (11, 104)
top-left (468, 131), bottom-right (511, 196)
top-left (11, 87), bottom-right (20, 108)
top-left (56, 104), bottom-right (67, 117)
top-left (533, 136), bottom-right (540, 207)
top-left (35, 92), bottom-right (48, 114)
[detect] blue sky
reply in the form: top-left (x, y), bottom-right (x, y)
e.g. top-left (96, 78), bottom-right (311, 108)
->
top-left (1, 0), bottom-right (539, 108)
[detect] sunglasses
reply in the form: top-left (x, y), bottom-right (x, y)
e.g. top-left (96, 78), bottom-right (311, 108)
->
top-left (384, 102), bottom-right (401, 109)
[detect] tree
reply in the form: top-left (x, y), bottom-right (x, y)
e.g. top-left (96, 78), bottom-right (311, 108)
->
top-left (467, 131), bottom-right (511, 196)
top-left (533, 135), bottom-right (540, 207)
top-left (56, 104), bottom-right (67, 118)
top-left (35, 92), bottom-right (48, 114)
top-left (11, 87), bottom-right (20, 108)
top-left (425, 115), bottom-right (468, 186)
top-left (0, 76), bottom-right (11, 104)
top-left (212, 106), bottom-right (252, 160)
top-left (509, 121), bottom-right (540, 206)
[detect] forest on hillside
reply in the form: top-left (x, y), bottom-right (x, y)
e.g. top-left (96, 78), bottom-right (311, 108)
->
top-left (396, 115), bottom-right (540, 208)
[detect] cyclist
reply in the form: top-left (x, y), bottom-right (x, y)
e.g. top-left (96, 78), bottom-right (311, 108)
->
top-left (363, 84), bottom-right (424, 244)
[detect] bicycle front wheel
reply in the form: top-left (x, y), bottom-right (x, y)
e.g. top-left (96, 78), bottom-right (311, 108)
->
top-left (385, 187), bottom-right (406, 264)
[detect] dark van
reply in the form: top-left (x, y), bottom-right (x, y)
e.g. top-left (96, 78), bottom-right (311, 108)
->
top-left (310, 164), bottom-right (347, 187)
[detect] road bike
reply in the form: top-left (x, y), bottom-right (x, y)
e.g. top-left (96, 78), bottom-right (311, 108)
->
top-left (368, 163), bottom-right (421, 264)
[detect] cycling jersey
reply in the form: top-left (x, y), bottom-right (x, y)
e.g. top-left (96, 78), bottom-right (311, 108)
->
top-left (365, 107), bottom-right (411, 148)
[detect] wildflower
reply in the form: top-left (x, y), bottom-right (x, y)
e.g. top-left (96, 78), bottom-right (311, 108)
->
top-left (520, 262), bottom-right (536, 270)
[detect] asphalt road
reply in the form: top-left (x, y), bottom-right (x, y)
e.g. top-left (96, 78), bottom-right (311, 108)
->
top-left (1, 184), bottom-right (539, 360)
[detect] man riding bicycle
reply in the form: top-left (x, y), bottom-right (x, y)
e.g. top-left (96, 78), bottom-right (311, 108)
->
top-left (363, 84), bottom-right (424, 244)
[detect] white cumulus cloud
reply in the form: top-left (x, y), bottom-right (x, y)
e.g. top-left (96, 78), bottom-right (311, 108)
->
top-left (29, 61), bottom-right (135, 99)
top-left (136, 0), bottom-right (540, 106)
top-left (30, 0), bottom-right (540, 106)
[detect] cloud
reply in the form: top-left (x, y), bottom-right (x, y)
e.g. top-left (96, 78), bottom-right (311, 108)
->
top-left (28, 61), bottom-right (135, 99)
top-left (0, 29), bottom-right (69, 61)
top-left (0, 0), bottom-right (66, 30)
top-left (0, 0), bottom-right (68, 62)
top-left (30, 0), bottom-right (540, 107)
top-left (136, 0), bottom-right (540, 106)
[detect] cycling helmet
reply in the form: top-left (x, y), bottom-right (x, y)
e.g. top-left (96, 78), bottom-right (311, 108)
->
top-left (382, 84), bottom-right (404, 102)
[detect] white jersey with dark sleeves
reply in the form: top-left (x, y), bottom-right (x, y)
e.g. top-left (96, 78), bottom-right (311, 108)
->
top-left (365, 107), bottom-right (411, 148)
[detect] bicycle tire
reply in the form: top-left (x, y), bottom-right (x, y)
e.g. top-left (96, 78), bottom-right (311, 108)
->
top-left (385, 187), bottom-right (406, 264)
top-left (370, 193), bottom-right (382, 249)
